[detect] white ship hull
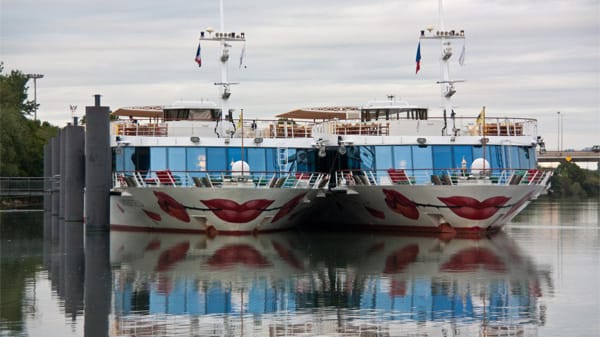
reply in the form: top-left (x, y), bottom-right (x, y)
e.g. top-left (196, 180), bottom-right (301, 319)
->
top-left (304, 183), bottom-right (547, 235)
top-left (110, 186), bottom-right (318, 235)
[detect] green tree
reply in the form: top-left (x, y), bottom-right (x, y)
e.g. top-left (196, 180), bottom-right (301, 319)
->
top-left (550, 161), bottom-right (600, 198)
top-left (0, 63), bottom-right (59, 176)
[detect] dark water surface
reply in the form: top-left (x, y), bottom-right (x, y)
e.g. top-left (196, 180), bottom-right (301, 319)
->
top-left (1, 199), bottom-right (599, 337)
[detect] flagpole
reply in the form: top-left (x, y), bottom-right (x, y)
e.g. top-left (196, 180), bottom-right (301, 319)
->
top-left (240, 108), bottom-right (245, 177)
top-left (418, 0), bottom-right (465, 137)
top-left (198, 0), bottom-right (245, 139)
top-left (482, 106), bottom-right (486, 174)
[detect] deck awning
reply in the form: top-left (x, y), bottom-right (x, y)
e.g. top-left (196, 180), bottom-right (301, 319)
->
top-left (276, 108), bottom-right (360, 120)
top-left (111, 107), bottom-right (164, 118)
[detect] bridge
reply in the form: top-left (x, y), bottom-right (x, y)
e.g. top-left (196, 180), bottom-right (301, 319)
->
top-left (0, 177), bottom-right (58, 197)
top-left (538, 151), bottom-right (600, 163)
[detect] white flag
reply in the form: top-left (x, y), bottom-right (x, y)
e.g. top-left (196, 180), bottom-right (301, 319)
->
top-left (239, 42), bottom-right (246, 68)
top-left (458, 43), bottom-right (465, 66)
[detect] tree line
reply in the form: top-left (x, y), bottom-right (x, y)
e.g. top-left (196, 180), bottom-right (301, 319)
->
top-left (0, 64), bottom-right (59, 177)
top-left (549, 161), bottom-right (600, 198)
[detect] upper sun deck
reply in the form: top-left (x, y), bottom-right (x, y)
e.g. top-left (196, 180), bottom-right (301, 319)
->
top-left (109, 102), bottom-right (538, 142)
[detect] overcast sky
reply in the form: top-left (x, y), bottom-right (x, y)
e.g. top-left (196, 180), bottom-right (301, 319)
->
top-left (1, 0), bottom-right (598, 149)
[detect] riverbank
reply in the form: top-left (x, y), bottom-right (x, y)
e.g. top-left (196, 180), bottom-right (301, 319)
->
top-left (0, 196), bottom-right (43, 210)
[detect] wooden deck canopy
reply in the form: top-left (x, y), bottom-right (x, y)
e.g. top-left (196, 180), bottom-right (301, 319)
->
top-left (276, 108), bottom-right (360, 120)
top-left (111, 107), bottom-right (164, 118)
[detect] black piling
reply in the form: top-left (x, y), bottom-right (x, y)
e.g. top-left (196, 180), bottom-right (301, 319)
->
top-left (59, 129), bottom-right (66, 220)
top-left (50, 135), bottom-right (60, 241)
top-left (64, 122), bottom-right (85, 222)
top-left (84, 94), bottom-right (111, 230)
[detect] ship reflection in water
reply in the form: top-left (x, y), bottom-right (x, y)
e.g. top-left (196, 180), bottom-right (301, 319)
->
top-left (109, 229), bottom-right (551, 336)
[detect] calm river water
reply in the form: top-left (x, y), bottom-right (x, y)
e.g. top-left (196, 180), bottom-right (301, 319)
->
top-left (1, 198), bottom-right (599, 337)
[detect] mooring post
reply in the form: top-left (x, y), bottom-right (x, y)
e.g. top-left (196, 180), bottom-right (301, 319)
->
top-left (64, 123), bottom-right (85, 222)
top-left (43, 143), bottom-right (52, 239)
top-left (59, 128), bottom-right (66, 220)
top-left (50, 135), bottom-right (60, 241)
top-left (84, 94), bottom-right (111, 230)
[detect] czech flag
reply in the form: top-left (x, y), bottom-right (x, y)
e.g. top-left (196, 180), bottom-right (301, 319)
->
top-left (415, 41), bottom-right (421, 74)
top-left (195, 43), bottom-right (202, 67)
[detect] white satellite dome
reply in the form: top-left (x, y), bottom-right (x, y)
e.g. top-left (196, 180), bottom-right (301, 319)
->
top-left (230, 160), bottom-right (250, 176)
top-left (470, 158), bottom-right (490, 176)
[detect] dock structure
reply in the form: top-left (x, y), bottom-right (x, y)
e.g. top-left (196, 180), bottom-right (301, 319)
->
top-left (84, 95), bottom-right (112, 231)
top-left (33, 94), bottom-right (112, 243)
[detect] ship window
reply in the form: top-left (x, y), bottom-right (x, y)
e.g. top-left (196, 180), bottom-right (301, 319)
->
top-left (227, 148), bottom-right (249, 171)
top-left (432, 146), bottom-right (452, 175)
top-left (114, 148), bottom-right (125, 172)
top-left (163, 108), bottom-right (189, 121)
top-left (168, 148), bottom-right (186, 176)
top-left (150, 147), bottom-right (167, 172)
top-left (393, 146), bottom-right (412, 171)
top-left (453, 145), bottom-right (473, 171)
top-left (486, 145), bottom-right (503, 175)
top-left (207, 147), bottom-right (227, 173)
top-left (187, 147), bottom-right (207, 177)
top-left (266, 148), bottom-right (277, 172)
top-left (508, 146), bottom-right (520, 169)
top-left (411, 145), bottom-right (433, 184)
top-left (247, 148), bottom-right (267, 173)
top-left (346, 146), bottom-right (362, 170)
top-left (518, 146), bottom-right (531, 169)
top-left (359, 146), bottom-right (375, 171)
top-left (123, 147), bottom-right (136, 173)
top-left (528, 147), bottom-right (536, 168)
top-left (189, 109), bottom-right (214, 120)
top-left (375, 146), bottom-right (393, 180)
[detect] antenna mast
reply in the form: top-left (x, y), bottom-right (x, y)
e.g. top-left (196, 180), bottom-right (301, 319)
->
top-left (419, 0), bottom-right (465, 136)
top-left (199, 0), bottom-right (246, 137)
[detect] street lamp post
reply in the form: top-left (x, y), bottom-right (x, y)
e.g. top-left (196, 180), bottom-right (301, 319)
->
top-left (26, 73), bottom-right (44, 121)
top-left (560, 113), bottom-right (565, 151)
top-left (556, 111), bottom-right (560, 152)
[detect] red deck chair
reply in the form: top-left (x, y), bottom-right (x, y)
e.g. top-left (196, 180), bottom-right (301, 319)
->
top-left (156, 170), bottom-right (177, 186)
top-left (387, 169), bottom-right (412, 185)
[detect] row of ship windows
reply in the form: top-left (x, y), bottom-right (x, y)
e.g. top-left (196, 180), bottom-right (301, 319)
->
top-left (113, 145), bottom-right (536, 175)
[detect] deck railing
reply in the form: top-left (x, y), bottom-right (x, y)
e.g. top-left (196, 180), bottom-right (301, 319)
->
top-left (332, 168), bottom-right (552, 188)
top-left (112, 116), bottom-right (538, 138)
top-left (113, 168), bottom-right (551, 190)
top-left (113, 170), bottom-right (329, 190)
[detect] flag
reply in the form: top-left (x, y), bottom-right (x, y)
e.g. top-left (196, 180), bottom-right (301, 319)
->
top-left (195, 42), bottom-right (202, 67)
top-left (458, 43), bottom-right (465, 66)
top-left (415, 41), bottom-right (422, 74)
top-left (239, 42), bottom-right (246, 68)
top-left (476, 106), bottom-right (486, 125)
top-left (237, 109), bottom-right (243, 130)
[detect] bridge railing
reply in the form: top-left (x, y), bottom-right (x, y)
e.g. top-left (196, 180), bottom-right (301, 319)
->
top-left (0, 177), bottom-right (58, 196)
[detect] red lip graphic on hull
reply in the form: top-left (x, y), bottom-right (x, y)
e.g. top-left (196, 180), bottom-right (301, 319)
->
top-left (383, 244), bottom-right (420, 274)
top-left (153, 191), bottom-right (190, 223)
top-left (145, 239), bottom-right (161, 251)
top-left (272, 241), bottom-right (303, 270)
top-left (391, 280), bottom-right (407, 296)
top-left (143, 209), bottom-right (162, 222)
top-left (155, 241), bottom-right (190, 272)
top-left (382, 189), bottom-right (419, 220)
top-left (201, 199), bottom-right (274, 223)
top-left (271, 193), bottom-right (306, 223)
top-left (365, 206), bottom-right (386, 219)
top-left (440, 247), bottom-right (506, 272)
top-left (207, 244), bottom-right (272, 268)
top-left (438, 196), bottom-right (510, 220)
